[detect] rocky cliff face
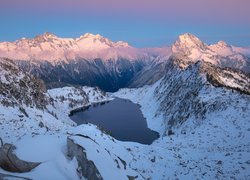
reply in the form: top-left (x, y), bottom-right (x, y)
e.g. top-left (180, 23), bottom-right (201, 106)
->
top-left (17, 57), bottom-right (147, 92)
top-left (153, 57), bottom-right (250, 133)
top-left (67, 136), bottom-right (103, 180)
top-left (155, 60), bottom-right (206, 130)
top-left (0, 58), bottom-right (48, 109)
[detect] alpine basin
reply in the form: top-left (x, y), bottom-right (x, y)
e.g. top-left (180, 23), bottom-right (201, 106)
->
top-left (70, 98), bottom-right (159, 144)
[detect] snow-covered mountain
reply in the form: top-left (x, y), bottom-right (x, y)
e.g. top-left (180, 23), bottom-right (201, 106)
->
top-left (0, 32), bottom-right (154, 62)
top-left (0, 39), bottom-right (250, 179)
top-left (0, 32), bottom-right (165, 91)
top-left (118, 56), bottom-right (250, 132)
top-left (0, 32), bottom-right (249, 91)
top-left (129, 33), bottom-right (250, 88)
top-left (171, 33), bottom-right (250, 72)
top-left (115, 55), bottom-right (250, 178)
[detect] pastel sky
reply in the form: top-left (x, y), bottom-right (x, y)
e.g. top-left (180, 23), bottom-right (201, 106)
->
top-left (0, 0), bottom-right (250, 47)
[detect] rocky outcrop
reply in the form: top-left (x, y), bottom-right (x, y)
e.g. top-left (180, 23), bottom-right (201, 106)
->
top-left (0, 142), bottom-right (41, 173)
top-left (0, 58), bottom-right (48, 109)
top-left (200, 63), bottom-right (250, 95)
top-left (67, 137), bottom-right (103, 180)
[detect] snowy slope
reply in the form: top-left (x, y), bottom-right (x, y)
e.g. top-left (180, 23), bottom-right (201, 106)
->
top-left (0, 58), bottom-right (142, 179)
top-left (115, 60), bottom-right (250, 179)
top-left (114, 87), bottom-right (250, 178)
top-left (0, 59), bottom-right (139, 179)
top-left (0, 58), bottom-right (113, 142)
top-left (47, 86), bottom-right (113, 118)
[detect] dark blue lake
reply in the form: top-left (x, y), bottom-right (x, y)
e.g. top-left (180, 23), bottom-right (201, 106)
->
top-left (70, 98), bottom-right (159, 144)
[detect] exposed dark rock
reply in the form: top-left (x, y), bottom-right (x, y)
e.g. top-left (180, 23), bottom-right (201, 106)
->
top-left (117, 156), bottom-right (127, 170)
top-left (127, 175), bottom-right (138, 180)
top-left (38, 122), bottom-right (44, 128)
top-left (67, 137), bottom-right (103, 180)
top-left (0, 143), bottom-right (41, 173)
top-left (0, 173), bottom-right (31, 180)
top-left (167, 129), bottom-right (175, 136)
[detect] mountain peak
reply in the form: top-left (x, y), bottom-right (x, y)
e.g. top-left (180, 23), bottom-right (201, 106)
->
top-left (43, 32), bottom-right (56, 37)
top-left (80, 33), bottom-right (103, 39)
top-left (179, 33), bottom-right (199, 41)
top-left (176, 33), bottom-right (206, 48)
top-left (76, 33), bottom-right (130, 49)
top-left (216, 41), bottom-right (229, 47)
top-left (40, 32), bottom-right (58, 39)
top-left (172, 33), bottom-right (207, 54)
top-left (116, 41), bottom-right (130, 47)
top-left (33, 32), bottom-right (58, 42)
top-left (208, 40), bottom-right (234, 56)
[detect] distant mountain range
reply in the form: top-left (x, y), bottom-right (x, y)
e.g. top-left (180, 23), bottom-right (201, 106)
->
top-left (0, 32), bottom-right (168, 61)
top-left (0, 32), bottom-right (249, 91)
